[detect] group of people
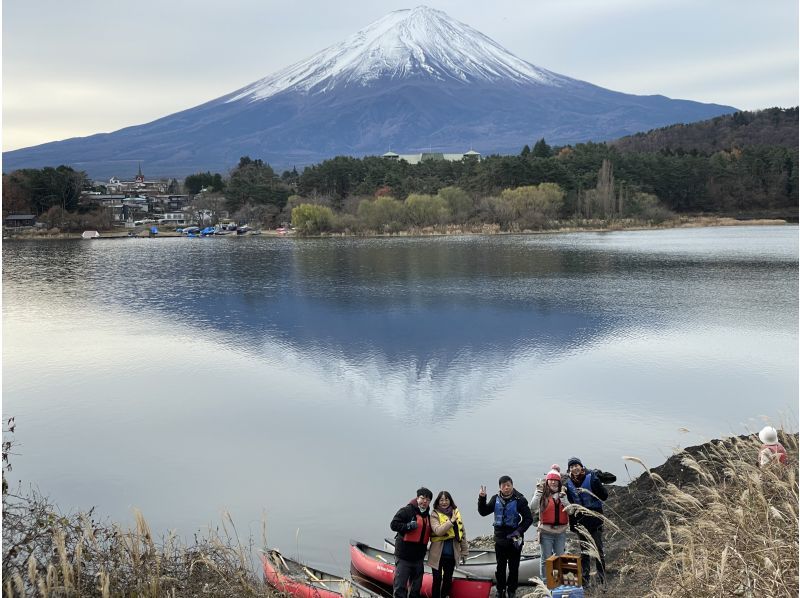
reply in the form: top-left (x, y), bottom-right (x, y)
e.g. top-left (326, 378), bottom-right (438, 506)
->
top-left (389, 457), bottom-right (609, 598)
top-left (389, 426), bottom-right (789, 598)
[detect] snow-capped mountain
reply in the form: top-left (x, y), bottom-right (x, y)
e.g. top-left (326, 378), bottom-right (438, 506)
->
top-left (3, 6), bottom-right (736, 179)
top-left (228, 6), bottom-right (564, 102)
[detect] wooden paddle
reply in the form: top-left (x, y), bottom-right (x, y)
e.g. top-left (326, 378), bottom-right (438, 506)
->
top-left (465, 552), bottom-right (488, 561)
top-left (304, 566), bottom-right (331, 589)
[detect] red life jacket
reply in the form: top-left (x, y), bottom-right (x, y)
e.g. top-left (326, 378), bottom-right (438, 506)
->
top-left (540, 496), bottom-right (569, 526)
top-left (403, 512), bottom-right (432, 544)
top-left (762, 443), bottom-right (788, 465)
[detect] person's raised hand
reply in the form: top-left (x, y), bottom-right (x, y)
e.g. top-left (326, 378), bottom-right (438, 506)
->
top-left (479, 485), bottom-right (487, 497)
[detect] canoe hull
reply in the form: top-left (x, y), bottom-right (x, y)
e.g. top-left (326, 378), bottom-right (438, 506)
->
top-left (351, 541), bottom-right (492, 598)
top-left (262, 549), bottom-right (380, 598)
top-left (383, 538), bottom-right (541, 583)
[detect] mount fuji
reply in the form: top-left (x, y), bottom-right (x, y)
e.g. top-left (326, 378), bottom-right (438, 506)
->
top-left (4, 6), bottom-right (737, 179)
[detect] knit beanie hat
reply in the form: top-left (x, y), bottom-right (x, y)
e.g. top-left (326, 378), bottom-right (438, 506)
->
top-left (545, 469), bottom-right (562, 482)
top-left (567, 457), bottom-right (583, 468)
top-left (550, 464), bottom-right (561, 472)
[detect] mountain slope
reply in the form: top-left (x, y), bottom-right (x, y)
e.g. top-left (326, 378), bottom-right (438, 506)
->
top-left (3, 6), bottom-right (737, 179)
top-left (610, 106), bottom-right (799, 153)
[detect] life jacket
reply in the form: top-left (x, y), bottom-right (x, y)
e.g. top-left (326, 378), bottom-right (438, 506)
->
top-left (761, 443), bottom-right (788, 465)
top-left (402, 510), bottom-right (432, 545)
top-left (565, 471), bottom-right (604, 512)
top-left (494, 494), bottom-right (520, 528)
top-left (540, 495), bottom-right (569, 526)
top-left (431, 509), bottom-right (463, 543)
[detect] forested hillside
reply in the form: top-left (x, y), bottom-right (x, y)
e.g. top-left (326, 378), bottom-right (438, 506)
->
top-left (611, 107), bottom-right (798, 153)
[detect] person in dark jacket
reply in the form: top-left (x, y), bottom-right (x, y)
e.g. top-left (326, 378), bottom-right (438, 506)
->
top-left (477, 475), bottom-right (533, 598)
top-left (390, 487), bottom-right (433, 598)
top-left (564, 457), bottom-right (609, 587)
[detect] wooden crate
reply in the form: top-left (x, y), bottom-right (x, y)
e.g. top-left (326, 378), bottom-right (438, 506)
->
top-left (544, 554), bottom-right (582, 589)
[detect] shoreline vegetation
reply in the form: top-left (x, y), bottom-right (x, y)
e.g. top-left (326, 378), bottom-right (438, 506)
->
top-left (3, 423), bottom-right (797, 597)
top-left (2, 215), bottom-right (793, 241)
top-left (3, 109), bottom-right (797, 242)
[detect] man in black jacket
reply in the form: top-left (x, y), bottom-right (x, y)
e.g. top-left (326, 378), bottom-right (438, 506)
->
top-left (564, 457), bottom-right (609, 587)
top-left (390, 487), bottom-right (433, 598)
top-left (478, 476), bottom-right (533, 598)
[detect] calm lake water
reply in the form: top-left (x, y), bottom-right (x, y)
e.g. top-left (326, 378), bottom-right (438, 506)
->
top-left (2, 226), bottom-right (797, 572)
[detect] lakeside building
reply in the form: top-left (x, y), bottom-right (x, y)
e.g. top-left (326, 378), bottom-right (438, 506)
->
top-left (105, 164), bottom-right (168, 194)
top-left (3, 214), bottom-right (37, 228)
top-left (382, 149), bottom-right (481, 164)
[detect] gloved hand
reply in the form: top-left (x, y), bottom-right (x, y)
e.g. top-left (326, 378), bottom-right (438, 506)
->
top-left (405, 520), bottom-right (418, 531)
top-left (506, 530), bottom-right (521, 540)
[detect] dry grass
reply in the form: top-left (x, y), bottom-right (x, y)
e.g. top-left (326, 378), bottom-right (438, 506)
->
top-left (1, 488), bottom-right (274, 597)
top-left (617, 429), bottom-right (799, 597)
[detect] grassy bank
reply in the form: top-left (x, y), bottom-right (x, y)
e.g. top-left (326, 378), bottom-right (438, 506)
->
top-left (3, 426), bottom-right (797, 596)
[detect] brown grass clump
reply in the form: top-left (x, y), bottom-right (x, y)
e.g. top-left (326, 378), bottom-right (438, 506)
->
top-left (1, 488), bottom-right (274, 597)
top-left (618, 430), bottom-right (798, 597)
top-left (2, 417), bottom-right (277, 597)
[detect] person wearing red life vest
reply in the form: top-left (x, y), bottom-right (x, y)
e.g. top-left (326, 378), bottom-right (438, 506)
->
top-left (390, 487), bottom-right (433, 598)
top-left (758, 426), bottom-right (788, 467)
top-left (530, 464), bottom-right (569, 580)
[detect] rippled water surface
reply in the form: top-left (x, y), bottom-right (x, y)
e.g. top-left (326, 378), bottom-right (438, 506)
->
top-left (3, 226), bottom-right (797, 571)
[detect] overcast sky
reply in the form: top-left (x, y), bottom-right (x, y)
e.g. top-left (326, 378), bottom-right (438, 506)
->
top-left (2, 0), bottom-right (798, 151)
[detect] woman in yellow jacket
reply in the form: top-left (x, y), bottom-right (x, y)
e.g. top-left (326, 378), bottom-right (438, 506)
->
top-left (428, 491), bottom-right (469, 598)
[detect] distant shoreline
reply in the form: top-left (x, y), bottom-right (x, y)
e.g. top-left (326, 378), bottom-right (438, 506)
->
top-left (2, 216), bottom-right (792, 241)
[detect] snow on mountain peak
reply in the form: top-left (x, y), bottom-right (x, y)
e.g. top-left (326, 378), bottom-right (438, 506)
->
top-left (227, 5), bottom-right (563, 103)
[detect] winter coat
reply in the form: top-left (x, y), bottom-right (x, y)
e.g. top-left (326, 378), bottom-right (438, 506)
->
top-left (759, 443), bottom-right (788, 467)
top-left (565, 469), bottom-right (608, 530)
top-left (530, 487), bottom-right (569, 535)
top-left (478, 489), bottom-right (534, 541)
top-left (428, 508), bottom-right (469, 570)
top-left (390, 500), bottom-right (431, 561)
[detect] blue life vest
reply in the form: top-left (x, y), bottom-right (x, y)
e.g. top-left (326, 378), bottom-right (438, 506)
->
top-left (566, 471), bottom-right (604, 511)
top-left (493, 494), bottom-right (520, 528)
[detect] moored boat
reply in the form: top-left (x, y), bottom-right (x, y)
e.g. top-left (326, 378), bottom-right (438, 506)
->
top-left (350, 540), bottom-right (492, 598)
top-left (383, 538), bottom-right (541, 583)
top-left (261, 548), bottom-right (381, 598)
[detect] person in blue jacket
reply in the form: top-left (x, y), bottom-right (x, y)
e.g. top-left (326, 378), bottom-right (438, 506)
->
top-left (564, 457), bottom-right (609, 587)
top-left (477, 475), bottom-right (533, 598)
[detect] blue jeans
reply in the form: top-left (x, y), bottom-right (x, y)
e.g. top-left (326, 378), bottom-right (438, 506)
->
top-left (539, 531), bottom-right (567, 579)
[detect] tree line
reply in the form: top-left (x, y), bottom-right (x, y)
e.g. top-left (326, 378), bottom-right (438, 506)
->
top-left (3, 108), bottom-right (796, 232)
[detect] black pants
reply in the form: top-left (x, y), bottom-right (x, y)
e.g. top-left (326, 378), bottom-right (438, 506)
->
top-left (431, 556), bottom-right (455, 598)
top-left (576, 524), bottom-right (605, 585)
top-left (393, 557), bottom-right (424, 598)
top-left (494, 538), bottom-right (522, 595)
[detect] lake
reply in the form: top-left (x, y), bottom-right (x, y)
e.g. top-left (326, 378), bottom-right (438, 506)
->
top-left (2, 225), bottom-right (797, 573)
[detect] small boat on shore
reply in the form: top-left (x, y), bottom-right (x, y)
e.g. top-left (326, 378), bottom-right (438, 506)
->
top-left (261, 549), bottom-right (381, 598)
top-left (383, 538), bottom-right (540, 583)
top-left (350, 541), bottom-right (492, 598)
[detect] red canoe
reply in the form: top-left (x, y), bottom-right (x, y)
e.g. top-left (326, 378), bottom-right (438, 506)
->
top-left (349, 540), bottom-right (492, 598)
top-left (261, 549), bottom-right (382, 598)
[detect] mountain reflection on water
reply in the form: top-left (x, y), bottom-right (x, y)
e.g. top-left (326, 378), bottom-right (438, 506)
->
top-left (5, 229), bottom-right (796, 420)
